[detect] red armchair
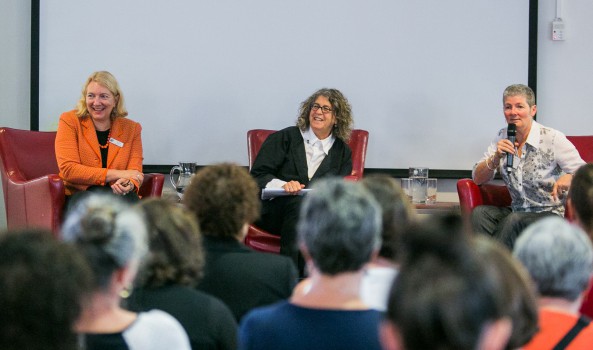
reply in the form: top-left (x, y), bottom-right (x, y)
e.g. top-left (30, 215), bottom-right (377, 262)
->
top-left (244, 129), bottom-right (369, 253)
top-left (0, 127), bottom-right (165, 236)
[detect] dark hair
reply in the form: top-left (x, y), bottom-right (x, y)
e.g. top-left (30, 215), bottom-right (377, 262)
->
top-left (569, 163), bottom-right (593, 234)
top-left (61, 193), bottom-right (148, 290)
top-left (361, 174), bottom-right (414, 262)
top-left (136, 198), bottom-right (204, 288)
top-left (387, 214), bottom-right (506, 350)
top-left (296, 88), bottom-right (353, 142)
top-left (0, 229), bottom-right (92, 350)
top-left (474, 236), bottom-right (539, 349)
top-left (183, 163), bottom-right (260, 238)
top-left (297, 178), bottom-right (381, 275)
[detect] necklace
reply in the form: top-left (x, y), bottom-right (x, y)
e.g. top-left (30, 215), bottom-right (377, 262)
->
top-left (98, 129), bottom-right (111, 149)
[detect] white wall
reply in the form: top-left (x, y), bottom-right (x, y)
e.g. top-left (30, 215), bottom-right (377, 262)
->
top-left (0, 0), bottom-right (31, 229)
top-left (536, 0), bottom-right (593, 135)
top-left (2, 0), bottom-right (593, 230)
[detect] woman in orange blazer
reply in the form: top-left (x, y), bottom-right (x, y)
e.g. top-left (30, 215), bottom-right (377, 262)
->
top-left (55, 71), bottom-right (144, 201)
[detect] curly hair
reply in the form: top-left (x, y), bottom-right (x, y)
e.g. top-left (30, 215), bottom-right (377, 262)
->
top-left (0, 229), bottom-right (92, 350)
top-left (136, 198), bottom-right (205, 288)
top-left (76, 71), bottom-right (128, 119)
top-left (183, 163), bottom-right (261, 238)
top-left (361, 174), bottom-right (415, 262)
top-left (296, 88), bottom-right (353, 142)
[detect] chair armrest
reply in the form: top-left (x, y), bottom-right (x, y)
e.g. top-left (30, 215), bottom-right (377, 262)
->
top-left (244, 225), bottom-right (281, 254)
top-left (344, 175), bottom-right (361, 182)
top-left (457, 178), bottom-right (483, 215)
top-left (139, 173), bottom-right (165, 198)
top-left (4, 174), bottom-right (65, 236)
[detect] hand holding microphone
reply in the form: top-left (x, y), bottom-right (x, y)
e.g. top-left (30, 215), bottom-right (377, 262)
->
top-left (506, 123), bottom-right (517, 171)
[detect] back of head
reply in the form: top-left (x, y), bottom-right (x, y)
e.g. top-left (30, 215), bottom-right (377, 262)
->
top-left (513, 216), bottom-right (593, 301)
top-left (569, 163), bottom-right (593, 235)
top-left (474, 236), bottom-right (539, 349)
top-left (183, 162), bottom-right (260, 238)
top-left (136, 198), bottom-right (204, 288)
top-left (361, 174), bottom-right (414, 262)
top-left (297, 177), bottom-right (381, 275)
top-left (387, 214), bottom-right (506, 350)
top-left (61, 193), bottom-right (147, 290)
top-left (0, 229), bottom-right (92, 350)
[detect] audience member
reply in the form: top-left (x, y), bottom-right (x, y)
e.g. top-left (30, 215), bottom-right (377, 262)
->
top-left (250, 88), bottom-right (354, 272)
top-left (0, 229), bottom-right (92, 350)
top-left (514, 216), bottom-right (593, 349)
top-left (382, 214), bottom-right (512, 350)
top-left (61, 194), bottom-right (191, 350)
top-left (55, 71), bottom-right (144, 209)
top-left (360, 174), bottom-right (414, 310)
top-left (473, 236), bottom-right (539, 349)
top-left (568, 163), bottom-right (593, 318)
top-left (568, 163), bottom-right (593, 239)
top-left (127, 198), bottom-right (238, 350)
top-left (184, 163), bottom-right (297, 322)
top-left (471, 84), bottom-right (584, 249)
top-left (239, 178), bottom-right (383, 350)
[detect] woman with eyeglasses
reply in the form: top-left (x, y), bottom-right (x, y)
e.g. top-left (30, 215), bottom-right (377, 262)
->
top-left (250, 88), bottom-right (354, 275)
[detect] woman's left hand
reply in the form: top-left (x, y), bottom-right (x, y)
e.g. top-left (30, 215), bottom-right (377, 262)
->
top-left (111, 178), bottom-right (135, 195)
top-left (552, 173), bottom-right (573, 201)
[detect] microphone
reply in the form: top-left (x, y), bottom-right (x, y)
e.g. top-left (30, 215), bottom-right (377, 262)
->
top-left (506, 123), bottom-right (516, 171)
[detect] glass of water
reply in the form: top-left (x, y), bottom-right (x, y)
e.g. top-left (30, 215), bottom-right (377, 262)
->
top-left (401, 178), bottom-right (413, 203)
top-left (426, 178), bottom-right (437, 204)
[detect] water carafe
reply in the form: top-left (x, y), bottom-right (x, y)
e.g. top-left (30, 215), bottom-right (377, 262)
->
top-left (409, 167), bottom-right (429, 204)
top-left (170, 162), bottom-right (197, 198)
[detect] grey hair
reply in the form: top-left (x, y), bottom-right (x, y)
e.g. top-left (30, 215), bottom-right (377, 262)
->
top-left (61, 194), bottom-right (148, 289)
top-left (297, 177), bottom-right (381, 275)
top-left (503, 84), bottom-right (536, 107)
top-left (513, 216), bottom-right (593, 301)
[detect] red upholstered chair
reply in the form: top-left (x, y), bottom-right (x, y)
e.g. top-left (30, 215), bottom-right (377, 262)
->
top-left (457, 135), bottom-right (593, 218)
top-left (0, 127), bottom-right (165, 236)
top-left (244, 129), bottom-right (369, 253)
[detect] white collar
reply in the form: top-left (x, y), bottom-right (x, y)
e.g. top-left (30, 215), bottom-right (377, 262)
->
top-left (301, 127), bottom-right (335, 154)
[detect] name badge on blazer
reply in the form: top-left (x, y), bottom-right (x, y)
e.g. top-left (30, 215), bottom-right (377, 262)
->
top-left (109, 138), bottom-right (124, 148)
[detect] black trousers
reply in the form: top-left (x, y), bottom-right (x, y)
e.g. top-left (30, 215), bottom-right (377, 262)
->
top-left (471, 205), bottom-right (559, 249)
top-left (255, 195), bottom-right (305, 276)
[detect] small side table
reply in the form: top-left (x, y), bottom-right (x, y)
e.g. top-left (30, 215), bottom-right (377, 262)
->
top-left (414, 201), bottom-right (460, 215)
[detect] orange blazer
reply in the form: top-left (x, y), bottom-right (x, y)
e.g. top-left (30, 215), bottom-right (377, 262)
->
top-left (55, 110), bottom-right (144, 196)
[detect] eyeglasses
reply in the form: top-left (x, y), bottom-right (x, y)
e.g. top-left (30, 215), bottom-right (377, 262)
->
top-left (311, 104), bottom-right (333, 114)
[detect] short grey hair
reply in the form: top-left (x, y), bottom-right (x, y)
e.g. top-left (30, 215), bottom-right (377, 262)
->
top-left (61, 194), bottom-right (148, 289)
top-left (503, 84), bottom-right (536, 107)
top-left (297, 177), bottom-right (381, 275)
top-left (513, 216), bottom-right (593, 301)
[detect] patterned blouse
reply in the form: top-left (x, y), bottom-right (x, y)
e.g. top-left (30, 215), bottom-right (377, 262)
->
top-left (473, 121), bottom-right (585, 215)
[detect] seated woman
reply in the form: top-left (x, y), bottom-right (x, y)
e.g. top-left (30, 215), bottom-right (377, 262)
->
top-left (250, 88), bottom-right (354, 272)
top-left (61, 193), bottom-right (191, 350)
top-left (0, 229), bottom-right (92, 350)
top-left (471, 84), bottom-right (584, 249)
top-left (127, 198), bottom-right (238, 350)
top-left (381, 214), bottom-right (514, 350)
top-left (514, 216), bottom-right (593, 349)
top-left (55, 71), bottom-right (144, 208)
top-left (184, 163), bottom-right (298, 322)
top-left (239, 178), bottom-right (383, 350)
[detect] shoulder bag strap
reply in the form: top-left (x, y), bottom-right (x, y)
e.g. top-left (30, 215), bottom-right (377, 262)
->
top-left (552, 315), bottom-right (591, 350)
